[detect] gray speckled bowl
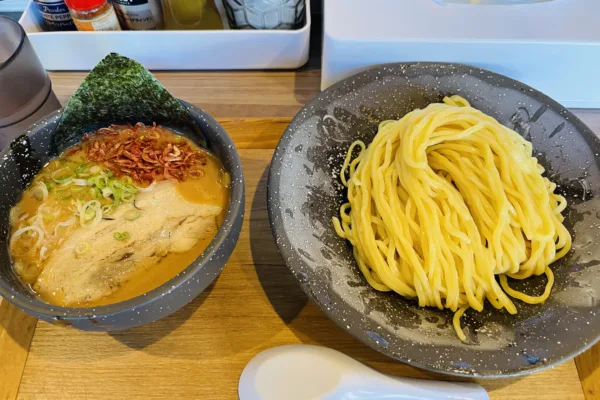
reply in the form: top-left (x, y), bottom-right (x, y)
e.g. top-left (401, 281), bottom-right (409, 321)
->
top-left (268, 63), bottom-right (600, 377)
top-left (0, 100), bottom-right (244, 331)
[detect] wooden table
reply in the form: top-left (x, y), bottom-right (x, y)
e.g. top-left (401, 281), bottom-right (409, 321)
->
top-left (1, 67), bottom-right (599, 400)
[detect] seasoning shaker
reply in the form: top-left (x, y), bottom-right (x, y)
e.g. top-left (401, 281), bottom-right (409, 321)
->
top-left (113, 0), bottom-right (164, 30)
top-left (32, 0), bottom-right (77, 31)
top-left (65, 0), bottom-right (122, 31)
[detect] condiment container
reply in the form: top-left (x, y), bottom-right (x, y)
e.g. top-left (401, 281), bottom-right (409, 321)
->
top-left (32, 0), bottom-right (77, 31)
top-left (113, 0), bottom-right (164, 30)
top-left (162, 0), bottom-right (223, 30)
top-left (217, 0), bottom-right (305, 29)
top-left (65, 0), bottom-right (122, 31)
top-left (18, 0), bottom-right (311, 70)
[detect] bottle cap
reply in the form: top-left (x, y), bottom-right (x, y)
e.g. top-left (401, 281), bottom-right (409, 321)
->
top-left (65, 0), bottom-right (105, 11)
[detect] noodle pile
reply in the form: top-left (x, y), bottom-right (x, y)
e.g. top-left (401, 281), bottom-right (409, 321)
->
top-left (332, 96), bottom-right (571, 341)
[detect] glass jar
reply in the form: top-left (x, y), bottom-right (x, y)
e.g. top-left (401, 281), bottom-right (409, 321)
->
top-left (32, 0), bottom-right (77, 31)
top-left (65, 0), bottom-right (122, 31)
top-left (221, 0), bottom-right (305, 30)
top-left (113, 0), bottom-right (164, 30)
top-left (162, 0), bottom-right (224, 30)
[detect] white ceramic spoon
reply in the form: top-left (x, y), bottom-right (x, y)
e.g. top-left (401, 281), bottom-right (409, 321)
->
top-left (239, 345), bottom-right (489, 400)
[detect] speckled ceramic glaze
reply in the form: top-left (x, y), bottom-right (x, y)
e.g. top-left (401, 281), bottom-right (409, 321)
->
top-left (268, 63), bottom-right (600, 377)
top-left (0, 100), bottom-right (244, 331)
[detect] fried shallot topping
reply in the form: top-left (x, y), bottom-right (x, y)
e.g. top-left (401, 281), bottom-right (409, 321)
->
top-left (74, 123), bottom-right (207, 185)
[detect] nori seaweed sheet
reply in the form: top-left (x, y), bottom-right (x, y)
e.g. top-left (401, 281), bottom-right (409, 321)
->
top-left (50, 53), bottom-right (201, 155)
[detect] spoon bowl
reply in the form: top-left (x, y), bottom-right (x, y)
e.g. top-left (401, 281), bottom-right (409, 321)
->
top-left (239, 345), bottom-right (489, 400)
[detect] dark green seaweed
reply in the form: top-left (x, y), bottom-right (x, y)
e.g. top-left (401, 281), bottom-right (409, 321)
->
top-left (50, 53), bottom-right (201, 155)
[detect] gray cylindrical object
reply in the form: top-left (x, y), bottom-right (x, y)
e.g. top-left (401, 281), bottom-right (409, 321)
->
top-left (0, 16), bottom-right (61, 149)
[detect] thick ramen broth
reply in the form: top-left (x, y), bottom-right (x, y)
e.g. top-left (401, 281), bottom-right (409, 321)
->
top-left (9, 123), bottom-right (230, 307)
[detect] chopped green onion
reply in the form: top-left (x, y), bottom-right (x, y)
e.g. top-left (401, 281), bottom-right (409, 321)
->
top-left (70, 185), bottom-right (86, 193)
top-left (51, 167), bottom-right (74, 184)
top-left (44, 182), bottom-right (52, 193)
top-left (74, 242), bottom-right (90, 256)
top-left (9, 208), bottom-right (19, 224)
top-left (80, 200), bottom-right (102, 228)
top-left (124, 209), bottom-right (140, 221)
top-left (121, 191), bottom-right (135, 203)
top-left (111, 180), bottom-right (137, 194)
top-left (75, 164), bottom-right (86, 174)
top-left (31, 182), bottom-right (48, 201)
top-left (95, 175), bottom-right (109, 189)
top-left (57, 190), bottom-right (72, 200)
top-left (38, 204), bottom-right (59, 222)
top-left (102, 187), bottom-right (114, 198)
top-left (113, 231), bottom-right (130, 241)
top-left (72, 178), bottom-right (88, 186)
top-left (90, 165), bottom-right (102, 175)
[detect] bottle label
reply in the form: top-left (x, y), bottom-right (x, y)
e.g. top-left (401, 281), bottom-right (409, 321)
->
top-left (32, 0), bottom-right (76, 31)
top-left (113, 0), bottom-right (158, 30)
top-left (73, 8), bottom-right (122, 31)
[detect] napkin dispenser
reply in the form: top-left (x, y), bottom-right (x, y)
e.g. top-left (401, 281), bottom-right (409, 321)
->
top-left (322, 0), bottom-right (600, 108)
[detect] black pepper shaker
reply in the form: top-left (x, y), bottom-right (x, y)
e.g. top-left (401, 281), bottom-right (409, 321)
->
top-left (113, 0), bottom-right (164, 30)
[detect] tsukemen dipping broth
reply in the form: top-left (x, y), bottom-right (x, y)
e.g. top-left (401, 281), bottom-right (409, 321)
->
top-left (9, 123), bottom-right (230, 307)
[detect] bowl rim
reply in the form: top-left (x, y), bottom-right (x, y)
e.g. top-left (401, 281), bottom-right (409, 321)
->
top-left (267, 61), bottom-right (600, 378)
top-left (0, 101), bottom-right (244, 320)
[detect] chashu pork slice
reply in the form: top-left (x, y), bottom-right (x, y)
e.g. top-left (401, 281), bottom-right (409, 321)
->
top-left (34, 181), bottom-right (222, 306)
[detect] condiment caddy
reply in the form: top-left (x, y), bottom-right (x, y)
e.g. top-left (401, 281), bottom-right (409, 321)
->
top-left (18, 0), bottom-right (310, 70)
top-left (30, 0), bottom-right (307, 32)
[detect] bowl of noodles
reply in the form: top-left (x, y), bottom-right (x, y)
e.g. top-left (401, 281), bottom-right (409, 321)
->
top-left (268, 63), bottom-right (600, 377)
top-left (0, 54), bottom-right (244, 330)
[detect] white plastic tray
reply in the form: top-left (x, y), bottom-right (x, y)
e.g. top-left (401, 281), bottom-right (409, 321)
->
top-left (322, 0), bottom-right (600, 108)
top-left (18, 0), bottom-right (310, 71)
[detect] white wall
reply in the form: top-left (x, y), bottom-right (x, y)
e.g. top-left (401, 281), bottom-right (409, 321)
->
top-left (0, 0), bottom-right (28, 12)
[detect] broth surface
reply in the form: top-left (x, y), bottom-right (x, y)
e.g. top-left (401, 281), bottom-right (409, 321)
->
top-left (9, 124), bottom-right (230, 307)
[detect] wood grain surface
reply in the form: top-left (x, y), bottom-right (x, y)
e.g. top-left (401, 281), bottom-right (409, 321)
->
top-left (0, 68), bottom-right (598, 399)
top-left (13, 149), bottom-right (586, 400)
top-left (0, 301), bottom-right (37, 400)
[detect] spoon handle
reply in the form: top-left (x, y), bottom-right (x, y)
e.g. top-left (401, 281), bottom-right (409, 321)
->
top-left (326, 370), bottom-right (489, 400)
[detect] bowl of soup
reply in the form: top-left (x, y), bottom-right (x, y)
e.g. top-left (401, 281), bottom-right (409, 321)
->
top-left (0, 101), bottom-right (244, 330)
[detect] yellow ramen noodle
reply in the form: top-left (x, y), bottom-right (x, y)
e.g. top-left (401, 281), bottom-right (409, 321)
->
top-left (332, 96), bottom-right (572, 341)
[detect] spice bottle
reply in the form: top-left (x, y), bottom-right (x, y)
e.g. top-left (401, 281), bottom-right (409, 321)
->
top-left (65, 0), bottom-right (122, 31)
top-left (32, 0), bottom-right (77, 31)
top-left (162, 0), bottom-right (224, 30)
top-left (113, 0), bottom-right (164, 30)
